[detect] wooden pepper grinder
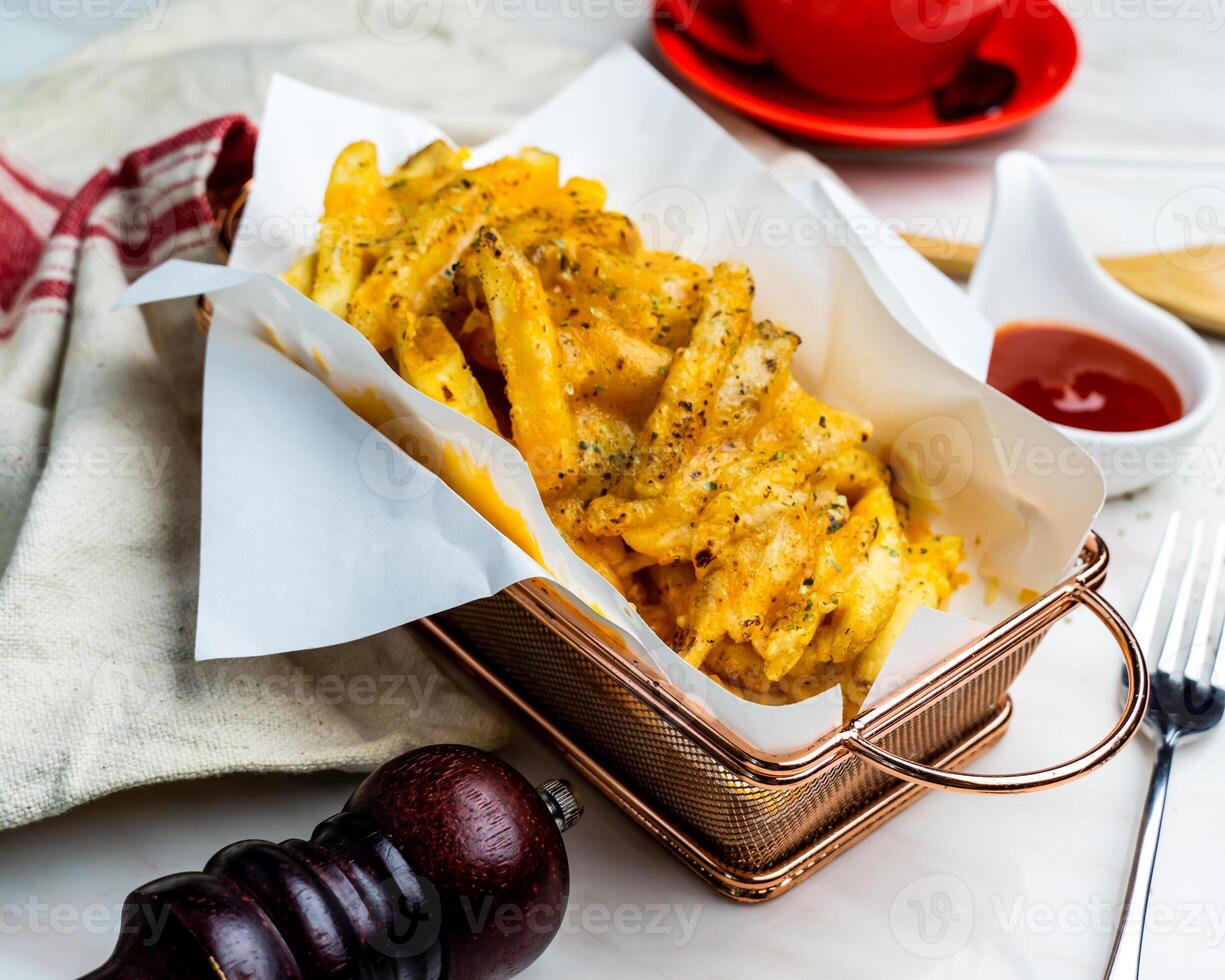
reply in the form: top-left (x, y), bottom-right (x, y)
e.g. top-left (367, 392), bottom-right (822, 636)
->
top-left (79, 745), bottom-right (583, 979)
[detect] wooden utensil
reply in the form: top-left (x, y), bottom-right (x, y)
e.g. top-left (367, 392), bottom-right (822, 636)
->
top-left (904, 234), bottom-right (1225, 338)
top-left (79, 745), bottom-right (582, 980)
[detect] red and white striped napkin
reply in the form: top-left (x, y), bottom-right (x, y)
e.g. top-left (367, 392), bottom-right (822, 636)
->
top-left (0, 119), bottom-right (505, 832)
top-left (1, 116), bottom-right (256, 341)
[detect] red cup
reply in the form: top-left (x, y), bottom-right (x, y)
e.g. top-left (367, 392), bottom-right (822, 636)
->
top-left (659, 0), bottom-right (1005, 105)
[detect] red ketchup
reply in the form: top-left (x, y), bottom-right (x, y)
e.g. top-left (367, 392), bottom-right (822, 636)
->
top-left (987, 321), bottom-right (1183, 432)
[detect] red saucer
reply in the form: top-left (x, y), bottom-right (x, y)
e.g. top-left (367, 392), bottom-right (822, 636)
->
top-left (653, 0), bottom-right (1078, 148)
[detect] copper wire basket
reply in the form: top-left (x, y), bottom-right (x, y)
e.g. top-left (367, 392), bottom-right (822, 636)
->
top-left (419, 534), bottom-right (1146, 900)
top-left (200, 189), bottom-right (1149, 902)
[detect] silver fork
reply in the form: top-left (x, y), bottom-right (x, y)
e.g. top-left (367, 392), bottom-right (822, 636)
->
top-left (1103, 512), bottom-right (1225, 980)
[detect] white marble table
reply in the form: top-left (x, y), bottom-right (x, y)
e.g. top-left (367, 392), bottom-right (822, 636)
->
top-left (1, 5), bottom-right (1224, 979)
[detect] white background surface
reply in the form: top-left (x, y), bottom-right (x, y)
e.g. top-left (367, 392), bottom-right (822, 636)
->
top-left (1, 4), bottom-right (1224, 979)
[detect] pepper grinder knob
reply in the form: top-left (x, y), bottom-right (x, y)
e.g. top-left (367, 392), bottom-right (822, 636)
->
top-left (537, 779), bottom-right (583, 832)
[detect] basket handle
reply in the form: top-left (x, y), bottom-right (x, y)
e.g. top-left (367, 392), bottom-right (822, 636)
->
top-left (844, 584), bottom-right (1149, 794)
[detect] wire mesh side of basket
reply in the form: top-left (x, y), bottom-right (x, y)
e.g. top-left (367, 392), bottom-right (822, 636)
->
top-left (433, 589), bottom-right (1045, 875)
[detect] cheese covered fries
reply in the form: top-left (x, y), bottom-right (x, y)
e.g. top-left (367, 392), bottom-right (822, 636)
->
top-left (286, 140), bottom-right (964, 710)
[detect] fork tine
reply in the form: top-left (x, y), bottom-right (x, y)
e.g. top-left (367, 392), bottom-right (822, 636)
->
top-left (1133, 511), bottom-right (1181, 655)
top-left (1157, 518), bottom-right (1204, 678)
top-left (1211, 605), bottom-right (1225, 696)
top-left (1184, 524), bottom-right (1225, 691)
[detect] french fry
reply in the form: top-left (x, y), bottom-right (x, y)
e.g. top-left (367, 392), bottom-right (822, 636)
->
top-left (311, 141), bottom-right (395, 318)
top-left (389, 139), bottom-right (465, 182)
top-left (570, 244), bottom-right (705, 347)
top-left (572, 402), bottom-right (638, 500)
top-left (393, 312), bottom-right (499, 433)
top-left (311, 221), bottom-right (366, 319)
top-left (628, 262), bottom-right (753, 498)
top-left (393, 139), bottom-right (467, 179)
top-left (466, 227), bottom-right (579, 498)
top-left (557, 307), bottom-right (672, 415)
top-left (643, 252), bottom-right (708, 309)
top-left (347, 176), bottom-right (495, 350)
top-left (547, 496), bottom-right (631, 592)
top-left (470, 149), bottom-right (561, 219)
top-left (281, 252), bottom-right (317, 295)
top-left (850, 576), bottom-right (933, 699)
top-left (680, 469), bottom-right (817, 670)
top-left (557, 175), bottom-right (607, 212)
top-left (585, 322), bottom-right (801, 559)
top-left (322, 140), bottom-right (388, 215)
top-left (756, 490), bottom-right (850, 679)
top-left (456, 308), bottom-right (500, 372)
top-left (385, 139), bottom-right (469, 208)
top-left (502, 210), bottom-right (639, 268)
top-left (808, 483), bottom-right (906, 664)
top-left (849, 531), bottom-right (962, 695)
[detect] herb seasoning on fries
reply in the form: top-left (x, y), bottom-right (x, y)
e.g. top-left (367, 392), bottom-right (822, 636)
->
top-left (284, 140), bottom-right (965, 713)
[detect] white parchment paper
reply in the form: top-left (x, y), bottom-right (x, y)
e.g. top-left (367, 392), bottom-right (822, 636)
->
top-left (119, 46), bottom-right (1105, 754)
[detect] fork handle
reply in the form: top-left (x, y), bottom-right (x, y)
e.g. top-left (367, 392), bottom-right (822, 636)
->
top-left (1103, 735), bottom-right (1178, 980)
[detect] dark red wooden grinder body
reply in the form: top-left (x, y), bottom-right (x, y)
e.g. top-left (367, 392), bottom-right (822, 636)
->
top-left (80, 745), bottom-right (574, 979)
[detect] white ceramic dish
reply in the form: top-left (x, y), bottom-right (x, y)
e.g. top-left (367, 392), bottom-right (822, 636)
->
top-left (969, 151), bottom-right (1220, 498)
